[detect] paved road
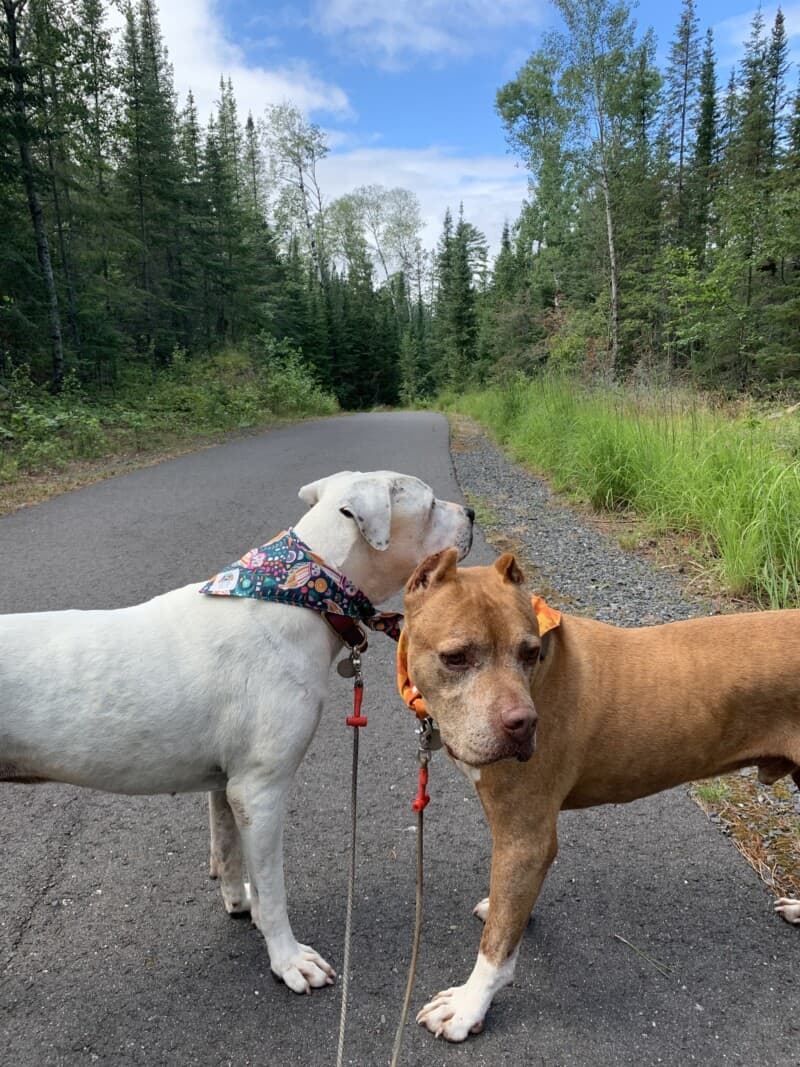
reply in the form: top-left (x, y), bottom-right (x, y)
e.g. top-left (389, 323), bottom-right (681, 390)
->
top-left (0, 412), bottom-right (796, 1067)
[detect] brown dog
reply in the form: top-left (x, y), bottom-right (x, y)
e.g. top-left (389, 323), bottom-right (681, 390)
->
top-left (401, 548), bottom-right (800, 1042)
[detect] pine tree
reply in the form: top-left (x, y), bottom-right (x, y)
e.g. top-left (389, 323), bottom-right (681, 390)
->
top-left (766, 7), bottom-right (789, 163)
top-left (686, 28), bottom-right (717, 264)
top-left (431, 205), bottom-right (483, 387)
top-left (663, 0), bottom-right (700, 242)
top-left (115, 0), bottom-right (185, 363)
top-left (3, 0), bottom-right (65, 389)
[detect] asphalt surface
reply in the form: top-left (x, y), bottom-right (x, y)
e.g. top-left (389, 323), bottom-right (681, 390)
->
top-left (0, 412), bottom-right (797, 1067)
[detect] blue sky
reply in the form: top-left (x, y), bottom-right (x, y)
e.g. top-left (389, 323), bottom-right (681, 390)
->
top-left (148, 1), bottom-right (800, 254)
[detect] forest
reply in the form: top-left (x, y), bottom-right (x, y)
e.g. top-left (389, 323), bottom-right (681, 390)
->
top-left (1, 0), bottom-right (799, 417)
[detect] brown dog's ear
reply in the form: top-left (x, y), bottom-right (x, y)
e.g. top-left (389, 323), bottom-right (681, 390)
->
top-left (494, 552), bottom-right (525, 585)
top-left (406, 547), bottom-right (459, 594)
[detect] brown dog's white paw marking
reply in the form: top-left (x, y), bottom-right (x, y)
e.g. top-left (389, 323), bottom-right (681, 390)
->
top-left (417, 986), bottom-right (487, 1042)
top-left (775, 897), bottom-right (800, 925)
top-left (417, 950), bottom-right (516, 1041)
top-left (271, 944), bottom-right (336, 994)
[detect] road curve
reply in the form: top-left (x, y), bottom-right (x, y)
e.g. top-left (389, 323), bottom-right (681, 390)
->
top-left (0, 412), bottom-right (796, 1066)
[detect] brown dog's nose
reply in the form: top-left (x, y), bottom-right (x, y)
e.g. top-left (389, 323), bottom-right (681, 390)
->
top-left (500, 704), bottom-right (537, 741)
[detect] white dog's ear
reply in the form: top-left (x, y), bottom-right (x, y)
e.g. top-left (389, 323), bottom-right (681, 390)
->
top-left (298, 472), bottom-right (354, 508)
top-left (339, 477), bottom-right (392, 551)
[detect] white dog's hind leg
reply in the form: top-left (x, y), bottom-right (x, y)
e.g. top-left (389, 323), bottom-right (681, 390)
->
top-left (208, 790), bottom-right (251, 915)
top-left (227, 776), bottom-right (335, 994)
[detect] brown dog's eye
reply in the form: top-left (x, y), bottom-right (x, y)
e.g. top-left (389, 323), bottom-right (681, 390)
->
top-left (519, 644), bottom-right (540, 666)
top-left (440, 650), bottom-right (470, 670)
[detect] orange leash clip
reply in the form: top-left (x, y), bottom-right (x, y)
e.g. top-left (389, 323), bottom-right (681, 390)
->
top-left (344, 648), bottom-right (368, 728)
top-left (412, 718), bottom-right (440, 811)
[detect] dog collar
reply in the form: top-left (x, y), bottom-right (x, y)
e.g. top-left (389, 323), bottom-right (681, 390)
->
top-left (200, 529), bottom-right (404, 644)
top-left (397, 594), bottom-right (562, 718)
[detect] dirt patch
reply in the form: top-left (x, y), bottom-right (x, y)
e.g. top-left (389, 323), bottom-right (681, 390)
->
top-left (692, 771), bottom-right (800, 902)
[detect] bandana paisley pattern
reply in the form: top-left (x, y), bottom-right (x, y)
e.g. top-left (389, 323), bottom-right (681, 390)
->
top-left (200, 529), bottom-right (403, 641)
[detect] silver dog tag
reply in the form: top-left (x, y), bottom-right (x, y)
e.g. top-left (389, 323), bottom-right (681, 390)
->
top-left (337, 657), bottom-right (356, 678)
top-left (417, 718), bottom-right (444, 752)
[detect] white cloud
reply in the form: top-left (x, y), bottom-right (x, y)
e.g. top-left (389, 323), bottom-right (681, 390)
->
top-left (107, 0), bottom-right (352, 121)
top-left (312, 0), bottom-right (545, 68)
top-left (317, 146), bottom-right (528, 256)
top-left (713, 3), bottom-right (800, 71)
top-left (104, 2), bottom-right (528, 256)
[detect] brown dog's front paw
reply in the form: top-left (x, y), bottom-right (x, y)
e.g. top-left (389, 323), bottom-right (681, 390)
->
top-left (417, 987), bottom-right (486, 1042)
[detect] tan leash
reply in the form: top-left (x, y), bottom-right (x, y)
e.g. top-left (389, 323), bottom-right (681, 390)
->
top-left (389, 717), bottom-right (437, 1066)
top-left (334, 640), bottom-right (440, 1067)
top-left (335, 646), bottom-right (367, 1067)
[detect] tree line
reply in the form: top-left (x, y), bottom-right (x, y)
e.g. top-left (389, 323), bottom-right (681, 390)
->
top-left (2, 0), bottom-right (799, 411)
top-left (489, 0), bottom-right (800, 389)
top-left (0, 0), bottom-right (458, 407)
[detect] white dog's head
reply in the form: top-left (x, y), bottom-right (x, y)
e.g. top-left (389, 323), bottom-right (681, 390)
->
top-left (294, 470), bottom-right (474, 605)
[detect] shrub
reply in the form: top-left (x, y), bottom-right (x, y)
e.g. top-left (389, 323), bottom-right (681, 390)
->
top-left (0, 342), bottom-right (338, 483)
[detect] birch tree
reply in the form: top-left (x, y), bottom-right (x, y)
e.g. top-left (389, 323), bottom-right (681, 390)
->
top-left (263, 102), bottom-right (327, 285)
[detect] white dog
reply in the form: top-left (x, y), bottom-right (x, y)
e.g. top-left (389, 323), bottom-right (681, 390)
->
top-left (0, 470), bottom-right (473, 994)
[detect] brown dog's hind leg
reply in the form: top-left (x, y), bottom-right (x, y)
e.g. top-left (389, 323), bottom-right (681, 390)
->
top-left (417, 812), bottom-right (558, 1042)
top-left (756, 757), bottom-right (797, 785)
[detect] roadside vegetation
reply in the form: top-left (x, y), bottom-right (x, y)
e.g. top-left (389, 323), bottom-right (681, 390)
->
top-left (0, 345), bottom-right (337, 488)
top-left (449, 376), bottom-right (800, 608)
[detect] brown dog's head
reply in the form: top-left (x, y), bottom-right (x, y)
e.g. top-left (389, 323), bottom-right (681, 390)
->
top-left (402, 548), bottom-right (540, 766)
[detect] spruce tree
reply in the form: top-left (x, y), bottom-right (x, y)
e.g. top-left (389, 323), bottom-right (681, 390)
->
top-left (663, 0), bottom-right (700, 242)
top-left (687, 28), bottom-right (717, 264)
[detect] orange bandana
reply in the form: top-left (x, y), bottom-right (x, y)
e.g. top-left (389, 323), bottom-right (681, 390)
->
top-left (397, 595), bottom-right (561, 719)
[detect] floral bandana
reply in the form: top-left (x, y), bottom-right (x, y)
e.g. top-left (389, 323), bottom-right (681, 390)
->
top-left (200, 529), bottom-right (404, 641)
top-left (397, 594), bottom-right (562, 719)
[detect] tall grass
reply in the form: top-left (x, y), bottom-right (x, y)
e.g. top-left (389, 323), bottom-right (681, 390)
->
top-left (450, 375), bottom-right (800, 608)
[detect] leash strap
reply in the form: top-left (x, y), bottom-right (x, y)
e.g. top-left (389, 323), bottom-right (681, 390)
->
top-left (389, 719), bottom-right (435, 1067)
top-left (336, 649), bottom-right (367, 1067)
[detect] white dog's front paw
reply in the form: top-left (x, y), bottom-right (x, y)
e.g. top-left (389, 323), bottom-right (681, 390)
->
top-left (775, 897), bottom-right (800, 925)
top-left (473, 896), bottom-right (490, 922)
top-left (417, 986), bottom-right (487, 1042)
top-left (271, 944), bottom-right (336, 994)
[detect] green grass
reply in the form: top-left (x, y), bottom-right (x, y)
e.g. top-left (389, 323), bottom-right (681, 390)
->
top-left (692, 779), bottom-right (733, 805)
top-left (448, 374), bottom-right (800, 608)
top-left (464, 491), bottom-right (502, 528)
